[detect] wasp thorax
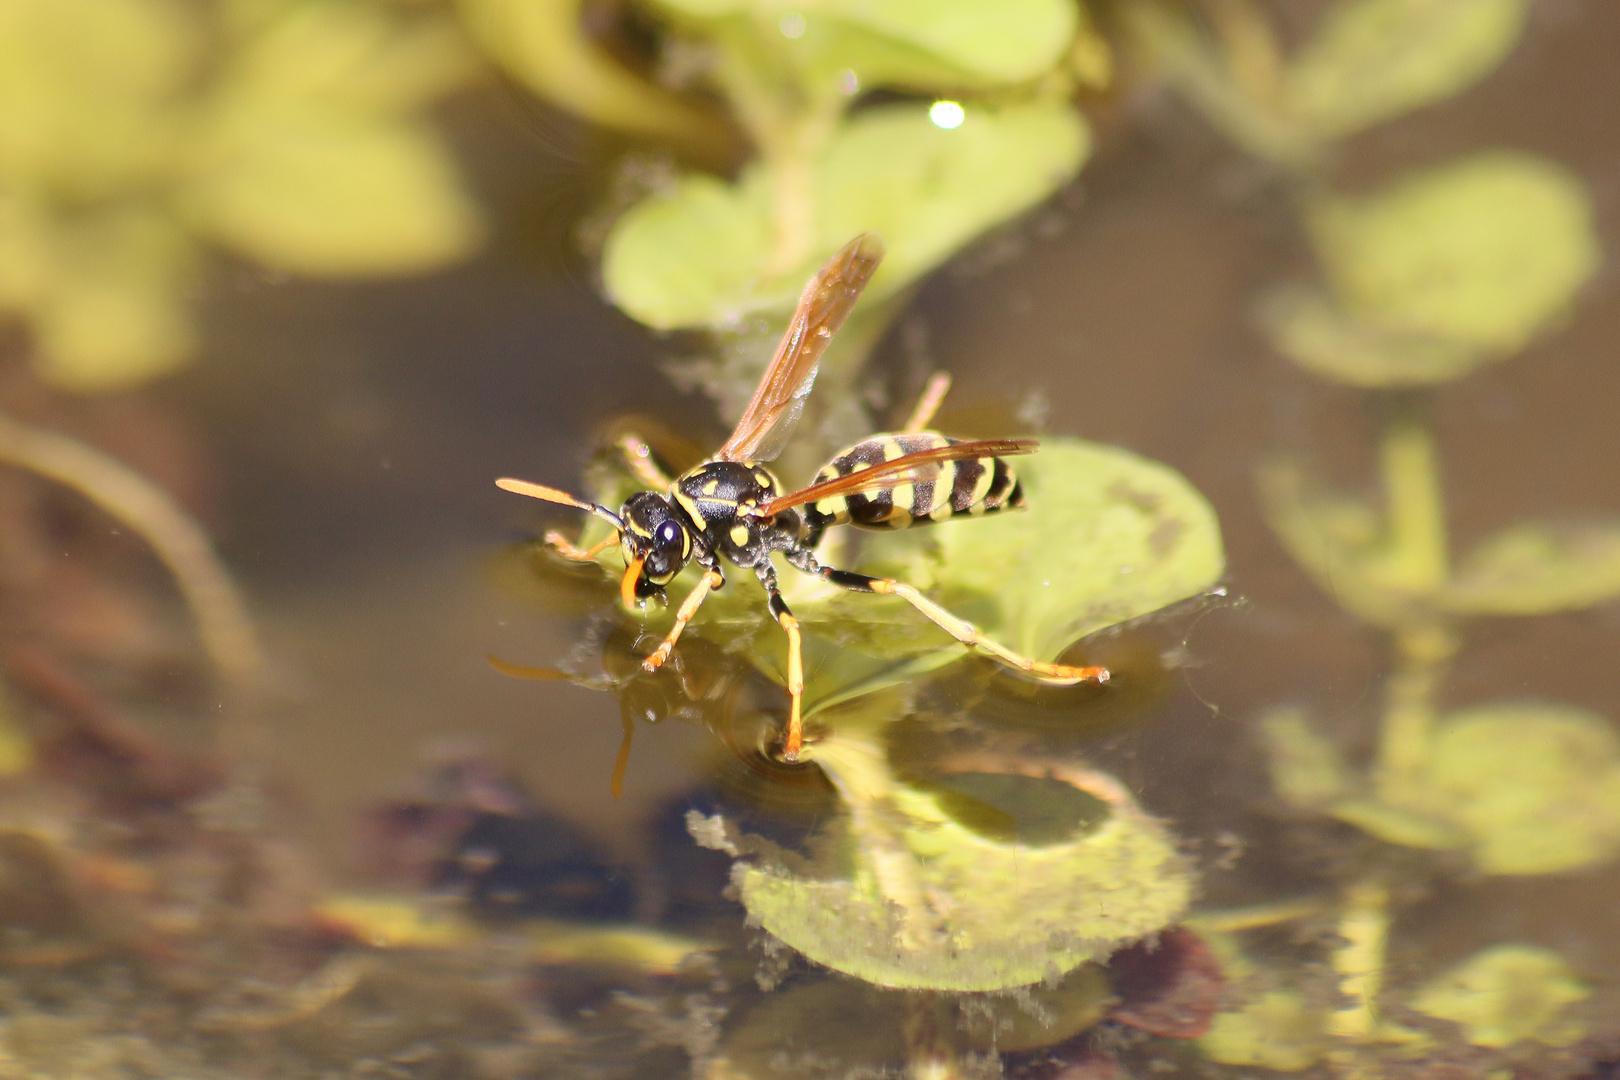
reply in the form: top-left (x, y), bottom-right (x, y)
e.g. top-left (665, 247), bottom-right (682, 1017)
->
top-left (619, 492), bottom-right (692, 589)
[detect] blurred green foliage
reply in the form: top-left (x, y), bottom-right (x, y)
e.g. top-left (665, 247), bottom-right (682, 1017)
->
top-left (1410, 945), bottom-right (1589, 1049)
top-left (469, 0), bottom-right (1101, 369)
top-left (603, 101), bottom-right (1088, 330)
top-left (1284, 0), bottom-right (1528, 139)
top-left (1127, 0), bottom-right (1609, 1070)
top-left (0, 0), bottom-right (482, 392)
top-left (1265, 152), bottom-right (1600, 387)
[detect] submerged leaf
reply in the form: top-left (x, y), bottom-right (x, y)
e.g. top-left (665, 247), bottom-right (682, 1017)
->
top-left (931, 439), bottom-right (1223, 663)
top-left (1309, 152), bottom-right (1599, 362)
top-left (602, 101), bottom-right (1088, 330)
top-left (1286, 0), bottom-right (1529, 138)
top-left (1424, 702), bottom-right (1620, 874)
top-left (1199, 987), bottom-right (1326, 1071)
top-left (723, 732), bottom-right (1190, 990)
top-left (1443, 520), bottom-right (1620, 615)
top-left (1410, 944), bottom-right (1588, 1048)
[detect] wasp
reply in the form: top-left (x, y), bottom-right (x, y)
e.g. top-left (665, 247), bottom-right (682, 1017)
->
top-left (497, 233), bottom-right (1109, 761)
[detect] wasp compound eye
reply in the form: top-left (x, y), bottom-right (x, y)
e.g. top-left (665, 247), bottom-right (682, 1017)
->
top-left (654, 520), bottom-right (682, 547)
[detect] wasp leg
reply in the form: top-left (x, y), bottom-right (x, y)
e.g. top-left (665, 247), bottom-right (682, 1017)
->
top-left (642, 567), bottom-right (723, 673)
top-left (902, 372), bottom-right (952, 433)
top-left (545, 531), bottom-right (619, 562)
top-left (755, 562), bottom-right (806, 761)
top-left (789, 553), bottom-right (1110, 685)
top-left (617, 433), bottom-right (675, 489)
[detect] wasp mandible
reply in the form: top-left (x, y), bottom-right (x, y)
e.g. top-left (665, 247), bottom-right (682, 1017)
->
top-left (497, 234), bottom-right (1109, 761)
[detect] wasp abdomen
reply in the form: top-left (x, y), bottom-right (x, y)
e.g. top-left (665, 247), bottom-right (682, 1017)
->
top-left (802, 432), bottom-right (1024, 540)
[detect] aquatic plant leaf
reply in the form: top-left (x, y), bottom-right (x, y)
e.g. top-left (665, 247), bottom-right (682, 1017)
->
top-left (930, 439), bottom-right (1223, 663)
top-left (1442, 520), bottom-right (1620, 615)
top-left (723, 731), bottom-right (1191, 990)
top-left (1258, 285), bottom-right (1490, 387)
top-left (1424, 702), bottom-right (1620, 874)
top-left (188, 108), bottom-right (484, 276)
top-left (0, 0), bottom-right (197, 196)
top-left (1328, 798), bottom-right (1466, 850)
top-left (1258, 458), bottom-right (1410, 626)
top-left (602, 101), bottom-right (1087, 330)
top-left (710, 977), bottom-right (909, 1077)
top-left (28, 209), bottom-right (200, 392)
top-left (221, 0), bottom-right (475, 112)
top-left (1409, 944), bottom-right (1588, 1048)
top-left (654, 0), bottom-right (1077, 90)
top-left (315, 895), bottom-right (710, 972)
top-left (1309, 152), bottom-right (1600, 361)
top-left (461, 0), bottom-right (733, 157)
top-left (1261, 707), bottom-right (1355, 808)
top-left (1285, 0), bottom-right (1528, 138)
top-left (1199, 987), bottom-right (1326, 1071)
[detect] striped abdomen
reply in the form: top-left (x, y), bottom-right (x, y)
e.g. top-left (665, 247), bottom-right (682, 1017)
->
top-left (801, 432), bottom-right (1024, 544)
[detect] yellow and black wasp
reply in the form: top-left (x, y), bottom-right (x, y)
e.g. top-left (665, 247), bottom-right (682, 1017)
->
top-left (497, 233), bottom-right (1109, 761)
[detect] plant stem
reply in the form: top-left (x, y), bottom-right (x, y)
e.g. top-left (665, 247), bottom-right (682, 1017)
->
top-left (1372, 392), bottom-right (1458, 793)
top-left (1376, 393), bottom-right (1448, 596)
top-left (904, 994), bottom-right (959, 1080)
top-left (0, 413), bottom-right (262, 690)
top-left (1326, 878), bottom-right (1390, 1043)
top-left (1377, 621), bottom-right (1458, 793)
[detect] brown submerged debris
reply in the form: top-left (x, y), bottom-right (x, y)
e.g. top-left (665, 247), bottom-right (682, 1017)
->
top-left (1104, 926), bottom-right (1225, 1039)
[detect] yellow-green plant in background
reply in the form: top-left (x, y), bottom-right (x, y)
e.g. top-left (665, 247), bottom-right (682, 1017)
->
top-left (1127, 0), bottom-right (1606, 1071)
top-left (462, 0), bottom-right (1109, 464)
top-left (0, 0), bottom-right (484, 392)
top-left (472, 2), bottom-right (1231, 1072)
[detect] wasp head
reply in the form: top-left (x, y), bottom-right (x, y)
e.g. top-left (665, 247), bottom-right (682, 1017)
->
top-left (617, 492), bottom-right (692, 606)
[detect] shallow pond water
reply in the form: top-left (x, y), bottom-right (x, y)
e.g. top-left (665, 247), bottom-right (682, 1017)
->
top-left (1, 0), bottom-right (1617, 1076)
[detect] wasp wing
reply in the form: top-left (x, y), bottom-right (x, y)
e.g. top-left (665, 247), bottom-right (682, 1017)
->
top-left (717, 233), bottom-right (885, 464)
top-left (752, 439), bottom-right (1037, 517)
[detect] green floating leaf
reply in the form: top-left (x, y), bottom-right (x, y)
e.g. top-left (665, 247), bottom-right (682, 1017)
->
top-left (655, 0), bottom-right (1076, 92)
top-left (602, 101), bottom-right (1088, 330)
top-left (188, 106), bottom-right (484, 277)
top-left (931, 439), bottom-right (1224, 664)
top-left (1443, 520), bottom-right (1620, 615)
top-left (1425, 702), bottom-right (1620, 875)
top-left (1286, 0), bottom-right (1529, 139)
top-left (1200, 988), bottom-right (1326, 1071)
top-left (719, 727), bottom-right (1190, 990)
top-left (1258, 284), bottom-right (1489, 388)
top-left (1309, 152), bottom-right (1600, 365)
top-left (1410, 944), bottom-right (1588, 1048)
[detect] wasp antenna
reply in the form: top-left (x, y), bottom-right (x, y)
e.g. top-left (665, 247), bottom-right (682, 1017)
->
top-left (496, 477), bottom-right (624, 529)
